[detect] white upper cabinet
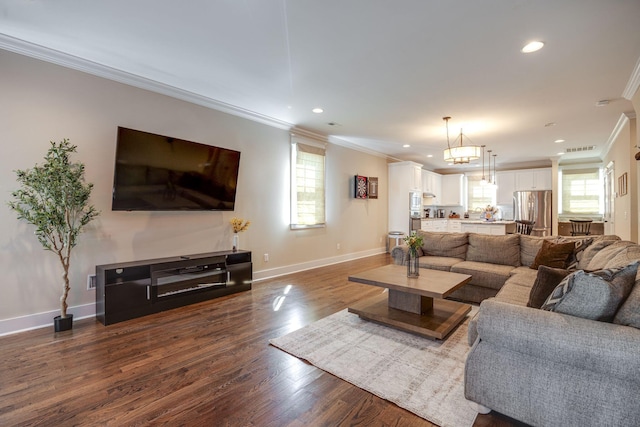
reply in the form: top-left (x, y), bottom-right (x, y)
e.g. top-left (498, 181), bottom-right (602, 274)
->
top-left (440, 174), bottom-right (464, 205)
top-left (496, 171), bottom-right (516, 205)
top-left (515, 168), bottom-right (552, 191)
top-left (422, 170), bottom-right (442, 197)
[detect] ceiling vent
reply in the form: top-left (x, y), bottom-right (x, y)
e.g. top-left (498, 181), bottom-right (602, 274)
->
top-left (565, 145), bottom-right (596, 153)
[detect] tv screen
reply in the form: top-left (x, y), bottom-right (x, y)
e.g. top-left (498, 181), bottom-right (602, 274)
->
top-left (112, 127), bottom-right (241, 211)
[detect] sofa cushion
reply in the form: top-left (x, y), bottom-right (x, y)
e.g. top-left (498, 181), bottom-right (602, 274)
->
top-left (450, 261), bottom-right (515, 291)
top-left (576, 235), bottom-right (621, 270)
top-left (466, 233), bottom-right (520, 267)
top-left (614, 282), bottom-right (640, 329)
top-left (585, 241), bottom-right (637, 271)
top-left (495, 282), bottom-right (532, 306)
top-left (541, 261), bottom-right (639, 321)
top-left (530, 240), bottom-right (575, 270)
top-left (519, 235), bottom-right (550, 267)
top-left (527, 266), bottom-right (571, 309)
top-left (418, 231), bottom-right (468, 258)
top-left (417, 256), bottom-right (463, 272)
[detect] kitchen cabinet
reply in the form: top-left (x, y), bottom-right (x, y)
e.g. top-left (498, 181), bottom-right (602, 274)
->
top-left (447, 220), bottom-right (462, 233)
top-left (422, 220), bottom-right (447, 232)
top-left (422, 170), bottom-right (442, 197)
top-left (461, 222), bottom-right (514, 235)
top-left (440, 174), bottom-right (464, 205)
top-left (389, 161), bottom-right (424, 234)
top-left (515, 168), bottom-right (552, 191)
top-left (496, 171), bottom-right (516, 205)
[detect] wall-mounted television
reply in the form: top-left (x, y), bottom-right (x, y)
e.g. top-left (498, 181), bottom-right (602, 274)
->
top-left (112, 127), bottom-right (241, 211)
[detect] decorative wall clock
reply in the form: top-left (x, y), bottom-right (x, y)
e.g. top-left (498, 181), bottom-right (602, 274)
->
top-left (355, 175), bottom-right (368, 199)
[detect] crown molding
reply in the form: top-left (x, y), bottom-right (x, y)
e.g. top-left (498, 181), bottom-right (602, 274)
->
top-left (602, 112), bottom-right (634, 158)
top-left (0, 34), bottom-right (294, 131)
top-left (623, 55), bottom-right (640, 100)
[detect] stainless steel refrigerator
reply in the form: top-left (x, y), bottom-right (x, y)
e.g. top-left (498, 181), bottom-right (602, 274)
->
top-left (513, 190), bottom-right (552, 236)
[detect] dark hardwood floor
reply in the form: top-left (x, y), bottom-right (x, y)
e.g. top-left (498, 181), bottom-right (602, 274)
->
top-left (0, 254), bottom-right (526, 426)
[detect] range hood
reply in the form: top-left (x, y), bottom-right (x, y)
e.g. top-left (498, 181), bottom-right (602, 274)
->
top-left (423, 192), bottom-right (436, 198)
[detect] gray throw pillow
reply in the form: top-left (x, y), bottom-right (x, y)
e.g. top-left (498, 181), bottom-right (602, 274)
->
top-left (541, 261), bottom-right (639, 322)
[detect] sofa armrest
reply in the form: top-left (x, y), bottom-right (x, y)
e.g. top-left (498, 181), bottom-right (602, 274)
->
top-left (476, 299), bottom-right (640, 382)
top-left (390, 245), bottom-right (408, 265)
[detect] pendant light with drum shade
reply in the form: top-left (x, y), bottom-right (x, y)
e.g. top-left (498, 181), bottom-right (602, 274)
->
top-left (442, 116), bottom-right (481, 164)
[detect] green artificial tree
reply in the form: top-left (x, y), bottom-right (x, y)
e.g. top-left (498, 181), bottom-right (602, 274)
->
top-left (8, 139), bottom-right (99, 319)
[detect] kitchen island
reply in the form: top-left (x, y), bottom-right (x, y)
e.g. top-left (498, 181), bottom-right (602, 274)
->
top-left (421, 219), bottom-right (515, 235)
top-left (460, 220), bottom-right (516, 235)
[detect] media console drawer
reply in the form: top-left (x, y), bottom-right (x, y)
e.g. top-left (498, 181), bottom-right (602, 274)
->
top-left (96, 250), bottom-right (252, 325)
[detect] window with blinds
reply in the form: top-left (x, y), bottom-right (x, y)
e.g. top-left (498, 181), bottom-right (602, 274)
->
top-left (466, 175), bottom-right (496, 211)
top-left (560, 168), bottom-right (601, 214)
top-left (291, 139), bottom-right (326, 229)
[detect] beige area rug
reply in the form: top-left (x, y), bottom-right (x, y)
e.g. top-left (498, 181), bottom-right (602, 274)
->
top-left (270, 307), bottom-right (479, 427)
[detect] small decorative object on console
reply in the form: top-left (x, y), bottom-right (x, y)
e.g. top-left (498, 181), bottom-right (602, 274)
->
top-left (404, 231), bottom-right (423, 277)
top-left (230, 217), bottom-right (250, 252)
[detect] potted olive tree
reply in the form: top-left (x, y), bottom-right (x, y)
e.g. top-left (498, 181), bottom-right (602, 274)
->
top-left (8, 139), bottom-right (99, 332)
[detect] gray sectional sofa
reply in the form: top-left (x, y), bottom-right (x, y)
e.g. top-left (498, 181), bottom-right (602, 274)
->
top-left (391, 231), bottom-right (640, 426)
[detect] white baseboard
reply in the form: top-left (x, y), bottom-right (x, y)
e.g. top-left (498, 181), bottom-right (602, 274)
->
top-left (0, 303), bottom-right (96, 337)
top-left (0, 247), bottom-right (386, 336)
top-left (253, 247), bottom-right (386, 281)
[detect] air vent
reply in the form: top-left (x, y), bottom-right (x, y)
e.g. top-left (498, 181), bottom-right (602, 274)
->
top-left (565, 145), bottom-right (596, 153)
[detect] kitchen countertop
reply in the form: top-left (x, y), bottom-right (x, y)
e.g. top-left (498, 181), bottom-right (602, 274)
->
top-left (422, 218), bottom-right (515, 224)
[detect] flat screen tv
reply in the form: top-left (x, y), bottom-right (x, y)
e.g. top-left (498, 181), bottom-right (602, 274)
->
top-left (112, 127), bottom-right (241, 211)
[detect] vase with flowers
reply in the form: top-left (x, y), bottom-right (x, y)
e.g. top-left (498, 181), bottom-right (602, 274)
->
top-left (483, 205), bottom-right (499, 221)
top-left (404, 231), bottom-right (423, 277)
top-left (230, 217), bottom-right (250, 252)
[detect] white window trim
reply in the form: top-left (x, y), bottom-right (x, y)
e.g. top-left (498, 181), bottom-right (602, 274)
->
top-left (290, 135), bottom-right (327, 230)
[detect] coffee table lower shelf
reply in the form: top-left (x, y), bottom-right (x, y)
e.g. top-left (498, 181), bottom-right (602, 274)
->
top-left (348, 292), bottom-right (471, 340)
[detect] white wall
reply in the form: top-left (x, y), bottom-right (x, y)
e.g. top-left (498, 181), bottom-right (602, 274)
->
top-left (0, 50), bottom-right (388, 333)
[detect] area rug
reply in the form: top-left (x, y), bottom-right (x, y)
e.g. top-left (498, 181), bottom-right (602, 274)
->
top-left (269, 307), bottom-right (479, 427)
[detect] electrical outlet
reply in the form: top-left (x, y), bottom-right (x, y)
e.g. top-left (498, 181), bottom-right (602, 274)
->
top-left (263, 253), bottom-right (269, 262)
top-left (87, 274), bottom-right (97, 290)
top-left (337, 243), bottom-right (341, 250)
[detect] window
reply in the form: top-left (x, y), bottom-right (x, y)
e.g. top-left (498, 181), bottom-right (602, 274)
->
top-left (466, 175), bottom-right (496, 211)
top-left (291, 138), bottom-right (326, 229)
top-left (560, 168), bottom-right (601, 214)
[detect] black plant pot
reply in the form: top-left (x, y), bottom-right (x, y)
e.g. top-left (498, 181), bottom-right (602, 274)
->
top-left (54, 314), bottom-right (73, 332)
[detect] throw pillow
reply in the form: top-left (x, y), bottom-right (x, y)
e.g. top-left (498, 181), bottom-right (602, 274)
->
top-left (556, 237), bottom-right (594, 270)
top-left (541, 261), bottom-right (639, 322)
top-left (527, 266), bottom-right (571, 309)
top-left (530, 240), bottom-right (575, 270)
top-left (614, 282), bottom-right (640, 329)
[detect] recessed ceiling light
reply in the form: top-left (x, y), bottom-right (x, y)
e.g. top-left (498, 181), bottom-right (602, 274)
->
top-left (554, 139), bottom-right (565, 143)
top-left (312, 107), bottom-right (324, 113)
top-left (403, 144), bottom-right (411, 148)
top-left (557, 152), bottom-right (565, 155)
top-left (427, 154), bottom-right (433, 158)
top-left (521, 41), bottom-right (544, 53)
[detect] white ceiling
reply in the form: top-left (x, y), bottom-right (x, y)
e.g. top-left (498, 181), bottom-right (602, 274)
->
top-left (1, 0), bottom-right (640, 173)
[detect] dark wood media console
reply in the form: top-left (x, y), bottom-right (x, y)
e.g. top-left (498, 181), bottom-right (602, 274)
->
top-left (96, 250), bottom-right (252, 325)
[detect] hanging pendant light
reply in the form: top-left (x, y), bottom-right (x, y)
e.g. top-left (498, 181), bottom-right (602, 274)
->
top-left (492, 153), bottom-right (498, 189)
top-left (486, 149), bottom-right (493, 185)
top-left (442, 116), bottom-right (481, 164)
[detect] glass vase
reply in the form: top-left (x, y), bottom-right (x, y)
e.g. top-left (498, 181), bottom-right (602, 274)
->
top-left (407, 248), bottom-right (420, 277)
top-left (232, 233), bottom-right (239, 252)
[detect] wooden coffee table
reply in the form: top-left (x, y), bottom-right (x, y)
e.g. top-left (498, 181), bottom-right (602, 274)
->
top-left (348, 264), bottom-right (472, 340)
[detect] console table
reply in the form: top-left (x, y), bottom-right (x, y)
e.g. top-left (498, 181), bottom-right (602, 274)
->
top-left (96, 250), bottom-right (252, 325)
